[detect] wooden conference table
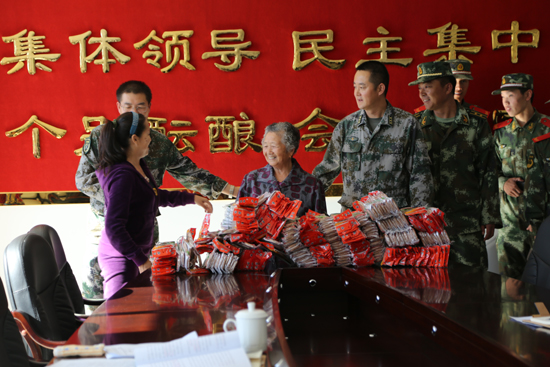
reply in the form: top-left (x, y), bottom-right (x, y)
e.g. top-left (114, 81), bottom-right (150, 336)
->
top-left (67, 265), bottom-right (550, 366)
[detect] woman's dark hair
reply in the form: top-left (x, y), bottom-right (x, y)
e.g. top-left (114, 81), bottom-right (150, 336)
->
top-left (97, 112), bottom-right (147, 174)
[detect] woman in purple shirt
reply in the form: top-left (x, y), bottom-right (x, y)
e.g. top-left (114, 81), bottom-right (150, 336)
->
top-left (96, 111), bottom-right (212, 299)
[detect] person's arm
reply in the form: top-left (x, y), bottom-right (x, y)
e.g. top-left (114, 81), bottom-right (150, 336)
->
top-left (235, 173), bottom-right (253, 200)
top-left (314, 179), bottom-right (328, 215)
top-left (312, 122), bottom-right (345, 192)
top-left (476, 118), bottom-right (502, 230)
top-left (525, 139), bottom-right (550, 233)
top-left (103, 172), bottom-right (148, 267)
top-left (75, 133), bottom-right (105, 205)
top-left (157, 188), bottom-right (214, 213)
top-left (164, 142), bottom-right (229, 199)
top-left (406, 118), bottom-right (434, 207)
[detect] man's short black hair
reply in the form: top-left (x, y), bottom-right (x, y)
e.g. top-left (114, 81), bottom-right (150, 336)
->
top-left (519, 88), bottom-right (535, 103)
top-left (437, 76), bottom-right (457, 92)
top-left (116, 81), bottom-right (152, 104)
top-left (356, 61), bottom-right (389, 96)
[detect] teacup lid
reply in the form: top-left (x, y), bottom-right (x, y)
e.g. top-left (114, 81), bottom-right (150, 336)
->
top-left (235, 302), bottom-right (268, 320)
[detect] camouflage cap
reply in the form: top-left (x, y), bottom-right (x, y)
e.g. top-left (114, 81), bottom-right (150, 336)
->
top-left (408, 62), bottom-right (453, 86)
top-left (491, 73), bottom-right (533, 95)
top-left (446, 59), bottom-right (473, 80)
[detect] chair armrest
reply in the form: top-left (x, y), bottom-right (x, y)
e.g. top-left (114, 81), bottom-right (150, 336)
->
top-left (12, 311), bottom-right (67, 351)
top-left (83, 297), bottom-right (105, 306)
top-left (28, 360), bottom-right (49, 367)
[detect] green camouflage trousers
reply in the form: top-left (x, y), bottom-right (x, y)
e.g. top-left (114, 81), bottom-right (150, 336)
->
top-left (496, 226), bottom-right (535, 280)
top-left (448, 231), bottom-right (488, 269)
top-left (82, 211), bottom-right (159, 301)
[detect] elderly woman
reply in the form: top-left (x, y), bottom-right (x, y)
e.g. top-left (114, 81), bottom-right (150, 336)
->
top-left (237, 122), bottom-right (327, 217)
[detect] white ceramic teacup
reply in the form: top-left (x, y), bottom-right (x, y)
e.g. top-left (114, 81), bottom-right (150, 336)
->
top-left (223, 301), bottom-right (268, 353)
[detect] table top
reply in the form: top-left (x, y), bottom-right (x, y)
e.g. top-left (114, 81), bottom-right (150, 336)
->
top-left (67, 265), bottom-right (550, 367)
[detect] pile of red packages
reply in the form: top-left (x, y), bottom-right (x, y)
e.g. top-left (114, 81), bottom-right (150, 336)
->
top-left (382, 245), bottom-right (450, 267)
top-left (382, 267), bottom-right (451, 309)
top-left (236, 249), bottom-right (273, 271)
top-left (359, 191), bottom-right (420, 248)
top-left (333, 209), bottom-right (375, 267)
top-left (151, 242), bottom-right (178, 277)
top-left (152, 275), bottom-right (179, 307)
top-left (299, 211), bottom-right (334, 267)
top-left (404, 207), bottom-right (451, 246)
top-left (318, 216), bottom-right (351, 266)
top-left (280, 210), bottom-right (325, 267)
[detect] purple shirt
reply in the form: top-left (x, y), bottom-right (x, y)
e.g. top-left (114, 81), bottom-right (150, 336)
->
top-left (97, 160), bottom-right (195, 266)
top-left (237, 158), bottom-right (327, 217)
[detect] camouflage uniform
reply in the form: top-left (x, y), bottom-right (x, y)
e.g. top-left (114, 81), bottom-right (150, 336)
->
top-left (418, 103), bottom-right (500, 268)
top-left (75, 125), bottom-right (227, 299)
top-left (410, 61), bottom-right (500, 269)
top-left (494, 110), bottom-right (550, 279)
top-left (312, 101), bottom-right (434, 210)
top-left (490, 73), bottom-right (550, 279)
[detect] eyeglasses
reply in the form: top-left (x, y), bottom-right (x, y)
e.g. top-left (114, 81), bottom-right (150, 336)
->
top-left (121, 104), bottom-right (149, 114)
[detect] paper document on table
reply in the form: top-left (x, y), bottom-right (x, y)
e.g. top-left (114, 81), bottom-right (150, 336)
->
top-left (52, 358), bottom-right (135, 366)
top-left (134, 331), bottom-right (251, 367)
top-left (105, 331), bottom-right (198, 359)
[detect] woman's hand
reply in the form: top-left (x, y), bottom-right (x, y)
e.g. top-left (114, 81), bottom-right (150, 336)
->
top-left (195, 195), bottom-right (213, 213)
top-left (138, 259), bottom-right (152, 274)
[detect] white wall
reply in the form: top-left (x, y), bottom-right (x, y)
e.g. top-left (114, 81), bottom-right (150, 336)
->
top-left (0, 197), bottom-right (498, 306)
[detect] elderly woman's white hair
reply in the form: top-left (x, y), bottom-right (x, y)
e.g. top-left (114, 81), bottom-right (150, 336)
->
top-left (262, 122), bottom-right (301, 156)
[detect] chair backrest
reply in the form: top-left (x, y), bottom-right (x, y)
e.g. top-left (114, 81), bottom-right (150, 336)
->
top-left (0, 276), bottom-right (30, 367)
top-left (3, 233), bottom-right (79, 343)
top-left (522, 216), bottom-right (550, 288)
top-left (28, 225), bottom-right (85, 314)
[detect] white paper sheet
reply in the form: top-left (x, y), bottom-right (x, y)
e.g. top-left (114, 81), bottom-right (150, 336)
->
top-left (139, 349), bottom-right (251, 367)
top-left (134, 331), bottom-right (250, 367)
top-left (105, 331), bottom-right (198, 359)
top-left (52, 358), bottom-right (135, 367)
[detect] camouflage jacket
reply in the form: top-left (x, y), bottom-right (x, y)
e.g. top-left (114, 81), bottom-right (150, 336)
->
top-left (494, 110), bottom-right (550, 233)
top-left (419, 102), bottom-right (501, 235)
top-left (312, 102), bottom-right (434, 209)
top-left (415, 102), bottom-right (493, 130)
top-left (75, 125), bottom-right (227, 215)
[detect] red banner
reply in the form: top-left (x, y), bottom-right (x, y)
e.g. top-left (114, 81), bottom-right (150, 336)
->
top-left (1, 0), bottom-right (548, 192)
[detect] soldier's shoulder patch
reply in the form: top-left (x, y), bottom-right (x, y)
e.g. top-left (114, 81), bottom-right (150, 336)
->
top-left (533, 132), bottom-right (550, 144)
top-left (414, 105), bottom-right (426, 114)
top-left (540, 117), bottom-right (550, 129)
top-left (83, 137), bottom-right (91, 155)
top-left (493, 118), bottom-right (512, 131)
top-left (468, 105), bottom-right (489, 118)
top-left (413, 106), bottom-right (426, 120)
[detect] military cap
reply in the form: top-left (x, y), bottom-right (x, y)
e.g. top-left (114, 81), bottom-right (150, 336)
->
top-left (491, 73), bottom-right (533, 95)
top-left (446, 59), bottom-right (473, 80)
top-left (408, 62), bottom-right (453, 86)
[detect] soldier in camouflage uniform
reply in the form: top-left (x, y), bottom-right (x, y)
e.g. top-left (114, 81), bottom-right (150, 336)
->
top-left (492, 74), bottom-right (550, 279)
top-left (75, 81), bottom-right (237, 300)
top-left (409, 62), bottom-right (501, 269)
top-left (313, 61), bottom-right (434, 211)
top-left (413, 60), bottom-right (493, 130)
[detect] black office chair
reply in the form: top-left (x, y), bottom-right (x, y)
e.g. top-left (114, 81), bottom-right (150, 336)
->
top-left (522, 216), bottom-right (550, 289)
top-left (28, 225), bottom-right (104, 314)
top-left (3, 233), bottom-right (80, 361)
top-left (0, 275), bottom-right (33, 367)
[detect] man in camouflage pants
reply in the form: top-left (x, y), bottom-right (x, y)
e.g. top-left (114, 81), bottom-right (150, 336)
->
top-left (75, 80), bottom-right (239, 300)
top-left (492, 73), bottom-right (550, 279)
top-left (410, 61), bottom-right (500, 269)
top-left (313, 60), bottom-right (434, 211)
